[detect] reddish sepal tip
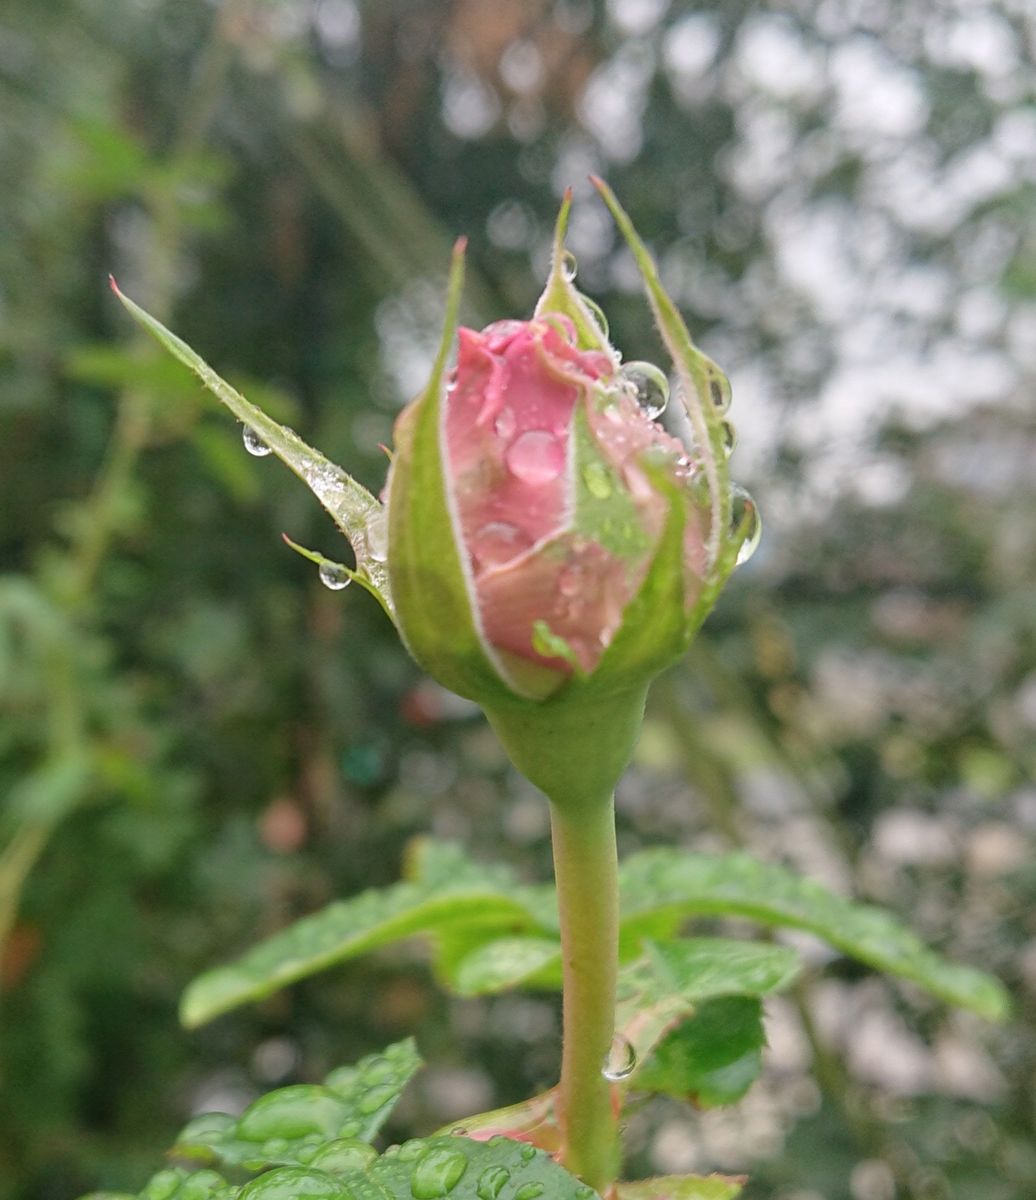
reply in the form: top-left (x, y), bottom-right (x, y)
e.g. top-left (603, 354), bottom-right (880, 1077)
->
top-left (108, 273), bottom-right (121, 295)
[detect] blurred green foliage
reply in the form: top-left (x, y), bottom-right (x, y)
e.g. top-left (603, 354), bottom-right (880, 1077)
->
top-left (1, 2), bottom-right (1034, 1199)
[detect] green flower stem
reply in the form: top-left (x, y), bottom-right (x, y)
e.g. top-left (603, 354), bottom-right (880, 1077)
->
top-left (549, 793), bottom-right (620, 1192)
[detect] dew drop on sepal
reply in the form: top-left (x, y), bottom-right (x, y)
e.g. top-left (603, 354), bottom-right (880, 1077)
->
top-left (319, 562), bottom-right (351, 591)
top-left (561, 250), bottom-right (578, 282)
top-left (243, 426), bottom-right (272, 456)
top-left (602, 1033), bottom-right (637, 1081)
top-left (619, 361), bottom-right (669, 420)
top-left (707, 364), bottom-right (732, 414)
top-left (730, 483), bottom-right (761, 565)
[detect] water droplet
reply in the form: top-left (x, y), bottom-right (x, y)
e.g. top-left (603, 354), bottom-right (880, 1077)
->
top-left (561, 250), bottom-right (577, 282)
top-left (472, 522), bottom-right (532, 569)
top-left (482, 320), bottom-right (525, 350)
top-left (262, 1137), bottom-right (288, 1156)
top-left (581, 460), bottom-right (612, 500)
top-left (558, 564), bottom-right (581, 598)
top-left (362, 1057), bottom-right (395, 1086)
top-left (514, 1185), bottom-right (545, 1200)
top-left (309, 1138), bottom-right (378, 1175)
top-left (476, 1166), bottom-right (511, 1200)
top-left (238, 1085), bottom-right (346, 1141)
top-left (449, 1126), bottom-right (468, 1136)
top-left (398, 1140), bottom-right (428, 1162)
top-left (366, 510), bottom-right (389, 562)
top-left (518, 1145), bottom-right (537, 1162)
top-left (580, 294), bottom-right (609, 339)
top-left (493, 407), bottom-right (516, 440)
top-left (505, 430), bottom-right (566, 485)
top-left (730, 484), bottom-right (761, 565)
top-left (576, 1189), bottom-right (595, 1199)
top-left (602, 1033), bottom-right (637, 1081)
top-left (319, 562), bottom-right (352, 591)
top-left (238, 1167), bottom-right (342, 1200)
top-left (619, 362), bottom-right (669, 420)
top-left (357, 1082), bottom-right (398, 1114)
top-left (720, 419), bottom-right (736, 455)
top-left (243, 426), bottom-right (272, 457)
top-left (409, 1146), bottom-right (468, 1198)
top-left (708, 367), bottom-right (732, 414)
top-left (338, 1120), bottom-right (361, 1138)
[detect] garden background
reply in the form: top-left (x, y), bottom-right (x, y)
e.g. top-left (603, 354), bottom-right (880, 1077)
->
top-left (1, 2), bottom-right (1034, 1198)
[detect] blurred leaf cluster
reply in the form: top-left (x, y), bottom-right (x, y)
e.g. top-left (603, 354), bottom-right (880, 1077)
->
top-left (1, 2), bottom-right (1033, 1200)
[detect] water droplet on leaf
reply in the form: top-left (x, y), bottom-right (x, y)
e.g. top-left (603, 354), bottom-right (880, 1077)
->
top-left (319, 562), bottom-right (351, 591)
top-left (309, 1138), bottom-right (378, 1175)
top-left (730, 484), bottom-right (761, 565)
top-left (514, 1185), bottom-right (545, 1200)
top-left (505, 430), bottom-right (565, 485)
top-left (518, 1145), bottom-right (537, 1162)
top-left (602, 1033), bottom-right (637, 1081)
top-left (143, 1171), bottom-right (181, 1200)
top-left (476, 1167), bottom-right (511, 1200)
top-left (619, 362), bottom-right (669, 420)
top-left (409, 1146), bottom-right (468, 1198)
top-left (357, 1082), bottom-right (398, 1114)
top-left (243, 426), bottom-right (272, 457)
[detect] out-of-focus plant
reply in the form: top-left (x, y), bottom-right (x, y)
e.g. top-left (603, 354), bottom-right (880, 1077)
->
top-left (98, 185), bottom-right (1008, 1200)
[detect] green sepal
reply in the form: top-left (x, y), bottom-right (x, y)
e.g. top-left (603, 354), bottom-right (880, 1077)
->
top-left (534, 189), bottom-right (616, 356)
top-left (386, 241), bottom-right (541, 704)
top-left (109, 279), bottom-right (392, 614)
top-left (591, 178), bottom-right (737, 580)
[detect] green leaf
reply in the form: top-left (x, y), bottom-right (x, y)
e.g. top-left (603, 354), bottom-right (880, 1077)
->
top-left (617, 1173), bottom-right (745, 1200)
top-left (616, 939), bottom-right (799, 1067)
top-left (90, 1137), bottom-right (596, 1200)
top-left (109, 280), bottom-right (390, 611)
top-left (181, 847), bottom-right (547, 1027)
top-left (453, 937), bottom-right (565, 996)
top-left (172, 1040), bottom-right (420, 1171)
top-left (634, 996), bottom-right (766, 1108)
top-left (619, 849), bottom-right (1010, 1020)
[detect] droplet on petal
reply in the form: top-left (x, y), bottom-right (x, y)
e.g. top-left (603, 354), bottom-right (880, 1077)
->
top-left (602, 1033), bottom-right (637, 1081)
top-left (482, 320), bottom-right (526, 351)
top-left (493, 407), bottom-right (516, 440)
top-left (504, 430), bottom-right (565, 485)
top-left (319, 562), bottom-right (352, 590)
top-left (731, 483), bottom-right (761, 565)
top-left (243, 426), bottom-right (272, 456)
top-left (619, 361), bottom-right (669, 420)
top-left (472, 522), bottom-right (532, 569)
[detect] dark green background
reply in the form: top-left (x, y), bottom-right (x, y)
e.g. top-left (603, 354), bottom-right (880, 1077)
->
top-left (1, 2), bottom-right (1033, 1198)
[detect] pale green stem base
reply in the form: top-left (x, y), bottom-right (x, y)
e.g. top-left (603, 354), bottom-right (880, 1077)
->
top-left (549, 796), bottom-right (620, 1193)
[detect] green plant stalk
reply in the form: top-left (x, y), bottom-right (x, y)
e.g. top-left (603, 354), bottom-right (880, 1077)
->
top-left (549, 794), bottom-right (620, 1192)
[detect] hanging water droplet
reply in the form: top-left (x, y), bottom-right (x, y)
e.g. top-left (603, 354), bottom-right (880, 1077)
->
top-left (319, 562), bottom-right (352, 591)
top-left (560, 250), bottom-right (578, 282)
top-left (476, 1166), bottom-right (511, 1200)
top-left (707, 366), bottom-right (732, 414)
top-left (730, 484), bottom-right (761, 566)
top-left (243, 426), bottom-right (272, 457)
top-left (720, 419), bottom-right (736, 456)
top-left (619, 362), bottom-right (669, 420)
top-left (493, 407), bottom-right (516, 440)
top-left (580, 294), bottom-right (609, 339)
top-left (602, 1033), bottom-right (637, 1081)
top-left (409, 1146), bottom-right (468, 1198)
top-left (581, 460), bottom-right (612, 500)
top-left (505, 430), bottom-right (566, 485)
